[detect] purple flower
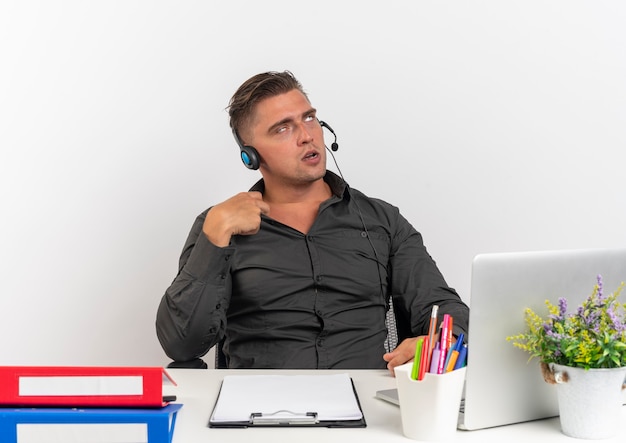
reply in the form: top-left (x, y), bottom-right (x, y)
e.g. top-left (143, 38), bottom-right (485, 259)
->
top-left (590, 310), bottom-right (600, 324)
top-left (597, 274), bottom-right (604, 302)
top-left (607, 307), bottom-right (626, 333)
top-left (558, 297), bottom-right (567, 318)
top-left (543, 322), bottom-right (564, 341)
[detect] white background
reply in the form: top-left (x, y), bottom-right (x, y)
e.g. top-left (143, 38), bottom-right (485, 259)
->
top-left (1, 1), bottom-right (624, 366)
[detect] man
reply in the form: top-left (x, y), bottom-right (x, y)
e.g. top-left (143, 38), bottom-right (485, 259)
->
top-left (156, 71), bottom-right (468, 374)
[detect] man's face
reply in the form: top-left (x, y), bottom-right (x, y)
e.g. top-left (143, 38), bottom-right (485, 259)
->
top-left (245, 89), bottom-right (327, 187)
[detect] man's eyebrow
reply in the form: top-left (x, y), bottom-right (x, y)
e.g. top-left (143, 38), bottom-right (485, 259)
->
top-left (267, 108), bottom-right (317, 134)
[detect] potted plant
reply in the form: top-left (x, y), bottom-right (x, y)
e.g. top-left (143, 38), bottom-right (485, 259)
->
top-left (507, 275), bottom-right (626, 439)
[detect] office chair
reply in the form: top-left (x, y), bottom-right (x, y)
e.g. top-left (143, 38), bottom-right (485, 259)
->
top-left (165, 301), bottom-right (402, 369)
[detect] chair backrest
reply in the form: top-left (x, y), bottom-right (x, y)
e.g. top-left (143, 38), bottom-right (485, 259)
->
top-left (384, 301), bottom-right (399, 353)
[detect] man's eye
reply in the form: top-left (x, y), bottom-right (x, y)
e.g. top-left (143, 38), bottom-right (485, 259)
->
top-left (305, 115), bottom-right (315, 122)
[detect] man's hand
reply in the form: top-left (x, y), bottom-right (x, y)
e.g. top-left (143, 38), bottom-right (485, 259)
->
top-left (202, 192), bottom-right (270, 247)
top-left (383, 337), bottom-right (426, 376)
top-left (384, 334), bottom-right (458, 376)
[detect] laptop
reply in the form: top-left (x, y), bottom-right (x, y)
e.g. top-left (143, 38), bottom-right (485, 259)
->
top-left (376, 247), bottom-right (626, 430)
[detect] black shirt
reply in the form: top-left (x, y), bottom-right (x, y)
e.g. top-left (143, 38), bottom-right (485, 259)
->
top-left (156, 172), bottom-right (468, 369)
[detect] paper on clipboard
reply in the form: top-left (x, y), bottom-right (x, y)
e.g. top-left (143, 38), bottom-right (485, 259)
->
top-left (210, 373), bottom-right (363, 424)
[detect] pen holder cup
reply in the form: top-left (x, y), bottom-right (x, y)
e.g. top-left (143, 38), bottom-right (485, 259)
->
top-left (395, 362), bottom-right (466, 441)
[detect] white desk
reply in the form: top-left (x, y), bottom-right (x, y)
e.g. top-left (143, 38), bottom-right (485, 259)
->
top-left (165, 368), bottom-right (625, 442)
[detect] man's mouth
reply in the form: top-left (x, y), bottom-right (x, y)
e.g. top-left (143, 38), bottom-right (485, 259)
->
top-left (303, 151), bottom-right (318, 160)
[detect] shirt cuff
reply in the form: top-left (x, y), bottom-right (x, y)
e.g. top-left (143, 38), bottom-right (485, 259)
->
top-left (184, 232), bottom-right (235, 282)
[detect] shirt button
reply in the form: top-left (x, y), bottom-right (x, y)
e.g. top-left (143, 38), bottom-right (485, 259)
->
top-left (361, 231), bottom-right (368, 238)
top-left (224, 255), bottom-right (230, 261)
top-left (307, 235), bottom-right (314, 241)
top-left (316, 275), bottom-right (322, 282)
top-left (216, 304), bottom-right (221, 310)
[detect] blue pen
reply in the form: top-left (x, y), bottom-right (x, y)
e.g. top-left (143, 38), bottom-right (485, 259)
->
top-left (454, 333), bottom-right (465, 354)
top-left (454, 344), bottom-right (468, 370)
top-left (443, 332), bottom-right (465, 370)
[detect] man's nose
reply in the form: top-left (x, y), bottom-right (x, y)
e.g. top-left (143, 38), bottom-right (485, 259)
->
top-left (296, 123), bottom-right (314, 144)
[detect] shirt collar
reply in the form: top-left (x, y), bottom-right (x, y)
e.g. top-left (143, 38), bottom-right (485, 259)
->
top-left (249, 171), bottom-right (348, 199)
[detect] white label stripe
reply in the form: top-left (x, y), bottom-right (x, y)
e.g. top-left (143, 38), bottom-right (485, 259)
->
top-left (19, 376), bottom-right (144, 396)
top-left (17, 423), bottom-right (148, 443)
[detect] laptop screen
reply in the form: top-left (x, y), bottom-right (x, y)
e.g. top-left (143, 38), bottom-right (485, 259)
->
top-left (459, 247), bottom-right (626, 430)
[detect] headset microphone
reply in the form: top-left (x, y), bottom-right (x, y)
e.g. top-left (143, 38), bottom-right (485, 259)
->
top-left (319, 120), bottom-right (339, 151)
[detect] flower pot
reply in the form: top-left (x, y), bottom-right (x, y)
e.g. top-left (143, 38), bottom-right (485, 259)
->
top-left (550, 363), bottom-right (626, 439)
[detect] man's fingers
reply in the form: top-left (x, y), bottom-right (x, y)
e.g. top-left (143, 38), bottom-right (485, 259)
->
top-left (257, 200), bottom-right (270, 216)
top-left (247, 191), bottom-right (270, 215)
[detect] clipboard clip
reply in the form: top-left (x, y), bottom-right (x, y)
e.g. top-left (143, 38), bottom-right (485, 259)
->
top-left (250, 410), bottom-right (319, 425)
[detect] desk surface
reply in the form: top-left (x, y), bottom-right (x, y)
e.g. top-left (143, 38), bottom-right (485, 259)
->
top-left (165, 368), bottom-right (625, 442)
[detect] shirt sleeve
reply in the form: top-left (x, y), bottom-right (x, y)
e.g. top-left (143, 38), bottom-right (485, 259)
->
top-left (155, 210), bottom-right (234, 362)
top-left (388, 209), bottom-right (469, 343)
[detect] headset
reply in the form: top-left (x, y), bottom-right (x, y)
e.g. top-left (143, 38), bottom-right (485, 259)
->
top-left (232, 120), bottom-right (339, 170)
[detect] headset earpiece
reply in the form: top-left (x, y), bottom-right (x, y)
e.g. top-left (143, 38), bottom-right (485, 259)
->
top-left (232, 129), bottom-right (260, 170)
top-left (239, 146), bottom-right (260, 170)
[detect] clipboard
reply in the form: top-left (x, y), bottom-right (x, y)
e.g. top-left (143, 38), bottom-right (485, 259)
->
top-left (208, 373), bottom-right (366, 428)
